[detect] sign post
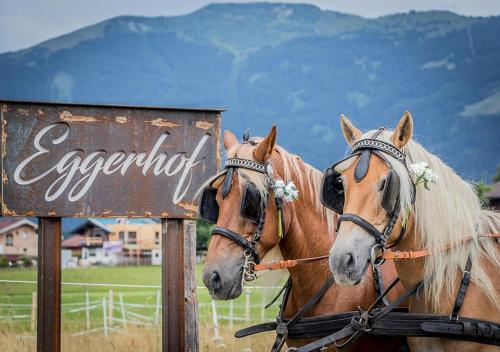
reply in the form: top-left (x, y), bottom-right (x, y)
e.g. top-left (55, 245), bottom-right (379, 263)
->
top-left (1, 100), bottom-right (222, 352)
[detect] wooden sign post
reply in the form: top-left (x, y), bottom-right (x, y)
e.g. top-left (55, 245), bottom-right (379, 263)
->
top-left (0, 100), bottom-right (222, 352)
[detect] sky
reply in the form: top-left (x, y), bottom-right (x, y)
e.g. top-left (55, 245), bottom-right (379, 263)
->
top-left (1, 0), bottom-right (500, 53)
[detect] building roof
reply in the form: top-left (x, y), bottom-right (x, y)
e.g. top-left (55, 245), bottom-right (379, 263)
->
top-left (0, 218), bottom-right (38, 235)
top-left (62, 235), bottom-right (85, 248)
top-left (486, 181), bottom-right (500, 199)
top-left (69, 218), bottom-right (112, 234)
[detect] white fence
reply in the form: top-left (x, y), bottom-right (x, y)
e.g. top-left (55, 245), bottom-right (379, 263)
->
top-left (0, 279), bottom-right (282, 344)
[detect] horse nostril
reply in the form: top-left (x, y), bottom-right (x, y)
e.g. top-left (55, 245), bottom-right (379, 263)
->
top-left (343, 253), bottom-right (355, 268)
top-left (211, 271), bottom-right (222, 290)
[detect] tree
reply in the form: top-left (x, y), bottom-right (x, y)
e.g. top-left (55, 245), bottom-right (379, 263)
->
top-left (494, 163), bottom-right (500, 182)
top-left (474, 181), bottom-right (491, 208)
top-left (196, 220), bottom-right (213, 251)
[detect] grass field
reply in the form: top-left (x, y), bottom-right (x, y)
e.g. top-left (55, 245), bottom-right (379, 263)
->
top-left (0, 265), bottom-right (283, 351)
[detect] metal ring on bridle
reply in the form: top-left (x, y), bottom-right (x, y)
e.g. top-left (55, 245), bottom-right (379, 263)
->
top-left (370, 244), bottom-right (386, 267)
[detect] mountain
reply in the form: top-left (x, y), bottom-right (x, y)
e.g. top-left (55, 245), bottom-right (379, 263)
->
top-left (1, 3), bottom-right (499, 180)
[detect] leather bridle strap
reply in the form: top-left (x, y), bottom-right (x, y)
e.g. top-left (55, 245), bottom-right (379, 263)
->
top-left (212, 226), bottom-right (260, 263)
top-left (254, 255), bottom-right (330, 271)
top-left (380, 233), bottom-right (500, 261)
top-left (337, 213), bottom-right (386, 244)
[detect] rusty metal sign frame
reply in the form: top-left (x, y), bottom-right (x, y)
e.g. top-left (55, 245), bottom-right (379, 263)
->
top-left (0, 100), bottom-right (223, 352)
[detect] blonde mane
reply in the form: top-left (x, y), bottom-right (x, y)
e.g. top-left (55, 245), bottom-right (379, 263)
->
top-left (361, 129), bottom-right (500, 310)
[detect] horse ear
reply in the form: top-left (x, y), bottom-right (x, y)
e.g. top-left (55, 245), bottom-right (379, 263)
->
top-left (224, 130), bottom-right (238, 150)
top-left (254, 125), bottom-right (277, 162)
top-left (340, 114), bottom-right (361, 146)
top-left (392, 111), bottom-right (413, 149)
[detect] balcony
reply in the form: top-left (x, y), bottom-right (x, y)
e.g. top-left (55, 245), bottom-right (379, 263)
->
top-left (83, 237), bottom-right (104, 247)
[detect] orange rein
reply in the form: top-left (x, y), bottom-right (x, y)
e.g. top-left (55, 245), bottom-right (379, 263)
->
top-left (254, 255), bottom-right (329, 271)
top-left (254, 234), bottom-right (500, 272)
top-left (380, 233), bottom-right (500, 260)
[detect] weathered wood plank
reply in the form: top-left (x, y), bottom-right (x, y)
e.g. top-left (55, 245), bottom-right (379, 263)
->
top-left (37, 217), bottom-right (61, 352)
top-left (184, 220), bottom-right (199, 352)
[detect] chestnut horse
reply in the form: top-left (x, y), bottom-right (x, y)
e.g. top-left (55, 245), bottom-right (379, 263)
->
top-left (328, 112), bottom-right (500, 351)
top-left (201, 126), bottom-right (404, 351)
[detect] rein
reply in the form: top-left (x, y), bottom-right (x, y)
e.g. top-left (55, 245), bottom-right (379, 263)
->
top-left (379, 233), bottom-right (500, 261)
top-left (254, 255), bottom-right (330, 271)
top-left (254, 233), bottom-right (500, 272)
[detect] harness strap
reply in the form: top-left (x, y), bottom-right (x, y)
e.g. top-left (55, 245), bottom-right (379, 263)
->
top-left (271, 276), bottom-right (336, 352)
top-left (254, 255), bottom-right (329, 271)
top-left (450, 255), bottom-right (472, 320)
top-left (211, 227), bottom-right (260, 263)
top-left (265, 280), bottom-right (289, 309)
top-left (337, 213), bottom-right (385, 244)
top-left (381, 234), bottom-right (500, 260)
top-left (372, 265), bottom-right (389, 307)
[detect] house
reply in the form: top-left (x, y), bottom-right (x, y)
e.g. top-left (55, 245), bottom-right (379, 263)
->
top-left (486, 181), bottom-right (500, 210)
top-left (62, 219), bottom-right (115, 266)
top-left (62, 218), bottom-right (161, 265)
top-left (104, 218), bottom-right (161, 263)
top-left (0, 218), bottom-right (38, 262)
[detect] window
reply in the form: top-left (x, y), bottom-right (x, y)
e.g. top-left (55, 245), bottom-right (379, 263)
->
top-left (119, 231), bottom-right (125, 241)
top-left (155, 231), bottom-right (160, 245)
top-left (127, 232), bottom-right (137, 244)
top-left (23, 248), bottom-right (27, 253)
top-left (6, 233), bottom-right (13, 246)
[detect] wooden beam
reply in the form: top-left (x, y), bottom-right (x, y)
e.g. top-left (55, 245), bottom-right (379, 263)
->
top-left (184, 220), bottom-right (199, 352)
top-left (37, 217), bottom-right (61, 352)
top-left (161, 219), bottom-right (199, 351)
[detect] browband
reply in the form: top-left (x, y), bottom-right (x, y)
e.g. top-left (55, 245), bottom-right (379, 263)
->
top-left (225, 158), bottom-right (268, 174)
top-left (352, 139), bottom-right (406, 164)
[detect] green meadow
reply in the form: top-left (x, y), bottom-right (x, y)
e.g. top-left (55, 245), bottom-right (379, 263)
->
top-left (0, 265), bottom-right (282, 332)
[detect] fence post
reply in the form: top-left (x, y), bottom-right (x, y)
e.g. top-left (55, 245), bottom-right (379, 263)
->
top-left (183, 220), bottom-right (199, 350)
top-left (245, 293), bottom-right (251, 322)
top-left (119, 292), bottom-right (127, 330)
top-left (162, 219), bottom-right (199, 352)
top-left (260, 289), bottom-right (266, 322)
top-left (229, 300), bottom-right (234, 330)
top-left (155, 289), bottom-right (161, 325)
top-left (211, 299), bottom-right (220, 342)
top-left (31, 291), bottom-right (37, 332)
top-left (108, 289), bottom-right (114, 328)
top-left (37, 217), bottom-right (62, 352)
top-left (85, 290), bottom-right (90, 331)
top-left (102, 297), bottom-right (108, 338)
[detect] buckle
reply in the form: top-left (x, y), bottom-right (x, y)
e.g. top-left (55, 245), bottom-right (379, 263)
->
top-left (267, 261), bottom-right (278, 270)
top-left (370, 244), bottom-right (386, 267)
top-left (276, 323), bottom-right (288, 335)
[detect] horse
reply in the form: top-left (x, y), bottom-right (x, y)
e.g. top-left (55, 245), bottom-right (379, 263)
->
top-left (326, 112), bottom-right (500, 351)
top-left (200, 126), bottom-right (405, 351)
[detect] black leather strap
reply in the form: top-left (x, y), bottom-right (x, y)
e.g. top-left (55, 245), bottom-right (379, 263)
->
top-left (211, 226), bottom-right (260, 263)
top-left (235, 322), bottom-right (277, 337)
top-left (338, 213), bottom-right (385, 244)
top-left (271, 276), bottom-right (336, 352)
top-left (372, 265), bottom-right (389, 307)
top-left (450, 255), bottom-right (472, 320)
top-left (296, 325), bottom-right (358, 352)
top-left (221, 167), bottom-right (234, 199)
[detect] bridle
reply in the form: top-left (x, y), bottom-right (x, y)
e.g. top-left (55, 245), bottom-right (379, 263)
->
top-left (322, 128), bottom-right (414, 265)
top-left (199, 155), bottom-right (274, 264)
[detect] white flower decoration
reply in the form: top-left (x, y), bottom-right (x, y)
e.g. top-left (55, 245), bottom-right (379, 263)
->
top-left (273, 178), bottom-right (299, 202)
top-left (409, 161), bottom-right (439, 190)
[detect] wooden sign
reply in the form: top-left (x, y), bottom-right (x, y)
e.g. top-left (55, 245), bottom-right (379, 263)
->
top-left (1, 101), bottom-right (222, 218)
